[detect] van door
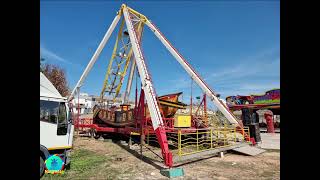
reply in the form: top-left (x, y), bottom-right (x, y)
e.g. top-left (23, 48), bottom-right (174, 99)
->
top-left (57, 102), bottom-right (74, 147)
top-left (40, 99), bottom-right (70, 149)
top-left (66, 104), bottom-right (74, 147)
top-left (57, 102), bottom-right (68, 136)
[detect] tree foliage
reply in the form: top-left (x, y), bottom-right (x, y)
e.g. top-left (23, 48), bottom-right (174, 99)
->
top-left (42, 64), bottom-right (70, 97)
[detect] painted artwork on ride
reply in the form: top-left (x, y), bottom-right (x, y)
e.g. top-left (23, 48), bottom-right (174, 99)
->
top-left (226, 89), bottom-right (280, 106)
top-left (252, 89), bottom-right (280, 104)
top-left (226, 96), bottom-right (253, 106)
top-left (226, 96), bottom-right (238, 106)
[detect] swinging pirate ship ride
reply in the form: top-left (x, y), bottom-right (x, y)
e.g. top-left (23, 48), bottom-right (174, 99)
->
top-left (69, 4), bottom-right (253, 168)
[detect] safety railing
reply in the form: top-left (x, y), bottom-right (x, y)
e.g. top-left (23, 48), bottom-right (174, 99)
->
top-left (143, 126), bottom-right (250, 158)
top-left (177, 127), bottom-right (250, 156)
top-left (74, 118), bottom-right (93, 132)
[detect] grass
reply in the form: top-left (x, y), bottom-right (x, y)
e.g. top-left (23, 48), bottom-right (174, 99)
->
top-left (41, 138), bottom-right (280, 179)
top-left (42, 149), bottom-right (110, 179)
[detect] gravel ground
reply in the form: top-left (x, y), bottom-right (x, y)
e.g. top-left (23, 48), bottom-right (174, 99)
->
top-left (43, 135), bottom-right (280, 180)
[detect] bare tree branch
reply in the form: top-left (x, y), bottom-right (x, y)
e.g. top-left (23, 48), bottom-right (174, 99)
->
top-left (42, 64), bottom-right (70, 97)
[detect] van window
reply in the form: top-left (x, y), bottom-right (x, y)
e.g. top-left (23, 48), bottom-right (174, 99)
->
top-left (58, 102), bottom-right (67, 124)
top-left (57, 102), bottom-right (68, 135)
top-left (40, 100), bottom-right (59, 123)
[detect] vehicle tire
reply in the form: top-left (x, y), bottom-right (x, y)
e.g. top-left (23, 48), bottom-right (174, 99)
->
top-left (65, 162), bottom-right (71, 170)
top-left (93, 130), bottom-right (101, 139)
top-left (94, 134), bottom-right (101, 139)
top-left (40, 156), bottom-right (45, 178)
top-left (102, 134), bottom-right (110, 139)
top-left (88, 129), bottom-right (93, 138)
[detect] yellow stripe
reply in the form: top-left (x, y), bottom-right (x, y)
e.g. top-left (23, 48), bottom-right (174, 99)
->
top-left (130, 132), bottom-right (140, 135)
top-left (159, 101), bottom-right (186, 109)
top-left (127, 7), bottom-right (148, 20)
top-left (48, 146), bottom-right (72, 150)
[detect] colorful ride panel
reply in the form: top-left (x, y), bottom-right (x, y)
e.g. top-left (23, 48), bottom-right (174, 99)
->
top-left (226, 89), bottom-right (280, 107)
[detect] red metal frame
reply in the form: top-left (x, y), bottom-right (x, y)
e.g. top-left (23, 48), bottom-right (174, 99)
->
top-left (74, 88), bottom-right (174, 167)
top-left (228, 104), bottom-right (280, 111)
top-left (194, 94), bottom-right (208, 127)
top-left (73, 86), bottom-right (259, 167)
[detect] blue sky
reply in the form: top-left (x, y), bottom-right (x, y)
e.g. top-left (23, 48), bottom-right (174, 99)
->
top-left (40, 1), bottom-right (279, 106)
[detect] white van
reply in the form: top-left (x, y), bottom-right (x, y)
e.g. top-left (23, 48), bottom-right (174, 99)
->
top-left (40, 72), bottom-right (74, 177)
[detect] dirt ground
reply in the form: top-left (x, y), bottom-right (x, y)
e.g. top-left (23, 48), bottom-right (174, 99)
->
top-left (43, 135), bottom-right (279, 180)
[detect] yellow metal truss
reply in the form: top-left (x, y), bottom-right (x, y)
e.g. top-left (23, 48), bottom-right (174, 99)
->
top-left (99, 10), bottom-right (145, 104)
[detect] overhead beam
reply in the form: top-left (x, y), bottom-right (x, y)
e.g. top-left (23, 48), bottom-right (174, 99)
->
top-left (144, 20), bottom-right (239, 125)
top-left (123, 5), bottom-right (173, 167)
top-left (123, 6), bottom-right (163, 129)
top-left (68, 12), bottom-right (121, 101)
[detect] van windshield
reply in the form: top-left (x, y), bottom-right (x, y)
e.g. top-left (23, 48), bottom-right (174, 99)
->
top-left (40, 100), bottom-right (59, 123)
top-left (40, 100), bottom-right (67, 124)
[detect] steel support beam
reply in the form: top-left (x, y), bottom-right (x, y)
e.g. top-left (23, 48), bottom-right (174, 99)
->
top-left (123, 5), bottom-right (173, 167)
top-left (69, 13), bottom-right (121, 101)
top-left (144, 20), bottom-right (239, 125)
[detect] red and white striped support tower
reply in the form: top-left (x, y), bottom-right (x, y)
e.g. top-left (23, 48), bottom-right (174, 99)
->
top-left (122, 6), bottom-right (173, 167)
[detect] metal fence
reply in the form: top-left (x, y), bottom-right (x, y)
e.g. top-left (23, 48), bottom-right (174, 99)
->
top-left (145, 127), bottom-right (251, 158)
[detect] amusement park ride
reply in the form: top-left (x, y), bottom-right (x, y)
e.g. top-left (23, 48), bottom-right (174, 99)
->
top-left (226, 89), bottom-right (280, 129)
top-left (68, 4), bottom-right (253, 169)
top-left (226, 89), bottom-right (280, 113)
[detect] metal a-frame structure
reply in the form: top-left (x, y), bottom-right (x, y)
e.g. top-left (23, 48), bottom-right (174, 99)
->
top-left (69, 4), bottom-right (241, 167)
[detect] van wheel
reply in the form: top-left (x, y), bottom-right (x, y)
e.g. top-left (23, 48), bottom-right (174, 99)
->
top-left (93, 131), bottom-right (101, 139)
top-left (65, 162), bottom-right (71, 170)
top-left (40, 156), bottom-right (45, 178)
top-left (88, 129), bottom-right (93, 138)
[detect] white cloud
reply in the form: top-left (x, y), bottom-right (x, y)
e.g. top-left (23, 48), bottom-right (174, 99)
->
top-left (207, 46), bottom-right (279, 79)
top-left (203, 47), bottom-right (279, 95)
top-left (239, 82), bottom-right (280, 91)
top-left (40, 44), bottom-right (86, 70)
top-left (153, 46), bottom-right (280, 111)
top-left (208, 58), bottom-right (279, 83)
top-left (40, 45), bottom-right (73, 65)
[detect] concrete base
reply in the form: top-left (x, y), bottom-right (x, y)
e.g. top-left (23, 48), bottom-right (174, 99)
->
top-left (232, 145), bottom-right (266, 156)
top-left (173, 142), bottom-right (247, 162)
top-left (219, 152), bottom-right (224, 158)
top-left (259, 133), bottom-right (280, 150)
top-left (160, 168), bottom-right (184, 178)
